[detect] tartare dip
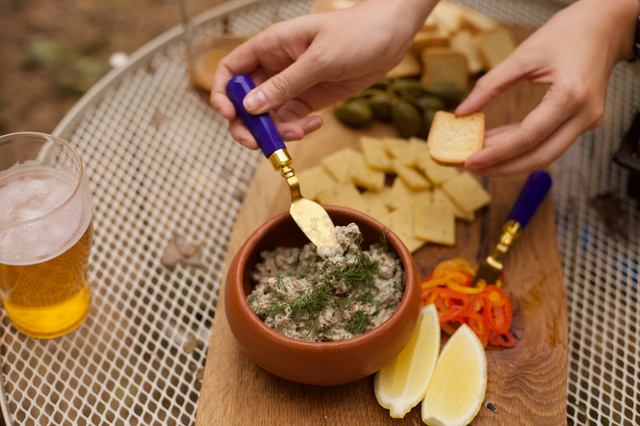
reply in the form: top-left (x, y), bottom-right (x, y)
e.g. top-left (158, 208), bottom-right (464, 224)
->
top-left (248, 223), bottom-right (405, 342)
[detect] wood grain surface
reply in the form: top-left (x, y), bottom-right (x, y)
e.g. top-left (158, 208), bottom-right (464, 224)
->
top-left (196, 26), bottom-right (568, 426)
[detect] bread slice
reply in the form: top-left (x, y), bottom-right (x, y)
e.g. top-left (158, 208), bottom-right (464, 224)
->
top-left (430, 1), bottom-right (466, 34)
top-left (420, 48), bottom-right (468, 91)
top-left (477, 27), bottom-right (515, 70)
top-left (450, 30), bottom-right (484, 75)
top-left (461, 8), bottom-right (498, 33)
top-left (420, 15), bottom-right (438, 33)
top-left (385, 50), bottom-right (421, 79)
top-left (427, 111), bottom-right (485, 166)
top-left (412, 30), bottom-right (450, 51)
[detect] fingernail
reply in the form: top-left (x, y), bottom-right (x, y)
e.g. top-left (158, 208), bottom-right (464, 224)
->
top-left (239, 140), bottom-right (251, 148)
top-left (243, 90), bottom-right (266, 112)
top-left (283, 132), bottom-right (296, 141)
top-left (306, 119), bottom-right (322, 132)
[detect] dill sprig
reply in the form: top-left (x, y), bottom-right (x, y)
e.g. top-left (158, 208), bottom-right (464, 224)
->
top-left (344, 311), bottom-right (369, 335)
top-left (379, 231), bottom-right (389, 253)
top-left (334, 251), bottom-right (379, 284)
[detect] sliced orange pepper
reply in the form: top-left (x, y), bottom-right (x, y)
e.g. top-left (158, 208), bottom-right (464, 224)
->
top-left (446, 280), bottom-right (486, 294)
top-left (432, 260), bottom-right (461, 279)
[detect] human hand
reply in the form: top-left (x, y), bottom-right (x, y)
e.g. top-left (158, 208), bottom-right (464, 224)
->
top-left (455, 0), bottom-right (640, 176)
top-left (211, 0), bottom-right (436, 149)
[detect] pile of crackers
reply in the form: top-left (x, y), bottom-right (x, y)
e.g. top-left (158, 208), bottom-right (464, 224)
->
top-left (330, 0), bottom-right (516, 91)
top-left (297, 137), bottom-right (490, 253)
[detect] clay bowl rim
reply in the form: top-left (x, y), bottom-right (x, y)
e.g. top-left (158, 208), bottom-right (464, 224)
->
top-left (230, 205), bottom-right (419, 351)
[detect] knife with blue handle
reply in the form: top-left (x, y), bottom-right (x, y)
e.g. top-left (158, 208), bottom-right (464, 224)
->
top-left (471, 170), bottom-right (552, 287)
top-left (226, 74), bottom-right (337, 248)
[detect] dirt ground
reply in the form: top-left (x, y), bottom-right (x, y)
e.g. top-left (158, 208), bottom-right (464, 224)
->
top-left (0, 0), bottom-right (228, 135)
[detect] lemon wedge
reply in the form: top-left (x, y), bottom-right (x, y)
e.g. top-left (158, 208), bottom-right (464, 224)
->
top-left (374, 304), bottom-right (440, 418)
top-left (422, 323), bottom-right (487, 426)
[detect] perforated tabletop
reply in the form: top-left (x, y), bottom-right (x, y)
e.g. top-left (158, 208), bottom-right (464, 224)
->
top-left (0, 0), bottom-right (638, 425)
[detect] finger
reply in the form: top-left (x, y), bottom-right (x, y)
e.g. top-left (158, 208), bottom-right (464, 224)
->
top-left (289, 115), bottom-right (323, 136)
top-left (210, 47), bottom-right (259, 119)
top-left (471, 115), bottom-right (584, 177)
top-left (228, 114), bottom-right (322, 147)
top-left (455, 53), bottom-right (531, 116)
top-left (211, 67), bottom-right (273, 120)
top-left (242, 50), bottom-right (329, 114)
top-left (275, 98), bottom-right (313, 123)
top-left (465, 88), bottom-right (575, 171)
top-left (229, 117), bottom-right (259, 150)
top-left (484, 122), bottom-right (520, 139)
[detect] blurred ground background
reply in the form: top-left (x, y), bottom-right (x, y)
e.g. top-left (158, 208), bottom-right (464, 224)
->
top-left (0, 0), bottom-right (227, 135)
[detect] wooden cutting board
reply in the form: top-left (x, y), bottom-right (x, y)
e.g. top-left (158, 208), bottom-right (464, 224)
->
top-left (196, 26), bottom-right (567, 426)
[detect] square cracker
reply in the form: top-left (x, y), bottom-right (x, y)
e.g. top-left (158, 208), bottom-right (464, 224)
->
top-left (392, 159), bottom-right (432, 191)
top-left (362, 188), bottom-right (391, 221)
top-left (441, 171), bottom-right (491, 213)
top-left (420, 48), bottom-right (468, 91)
top-left (317, 181), bottom-right (368, 213)
top-left (360, 136), bottom-right (392, 171)
top-left (379, 207), bottom-right (426, 253)
top-left (409, 137), bottom-right (429, 158)
top-left (427, 111), bottom-right (485, 167)
top-left (350, 151), bottom-right (385, 192)
top-left (384, 137), bottom-right (415, 167)
top-left (432, 188), bottom-right (474, 222)
top-left (386, 177), bottom-right (428, 211)
top-left (321, 147), bottom-right (356, 182)
top-left (413, 205), bottom-right (455, 246)
top-left (415, 149), bottom-right (459, 186)
top-left (297, 165), bottom-right (337, 200)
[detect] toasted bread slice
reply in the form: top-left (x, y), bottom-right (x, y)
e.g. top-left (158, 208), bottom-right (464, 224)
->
top-left (450, 30), bottom-right (484, 75)
top-left (461, 8), bottom-right (498, 33)
top-left (430, 1), bottom-right (466, 34)
top-left (477, 27), bottom-right (515, 70)
top-left (386, 50), bottom-right (422, 79)
top-left (427, 111), bottom-right (484, 167)
top-left (420, 15), bottom-right (438, 33)
top-left (412, 30), bottom-right (450, 51)
top-left (420, 48), bottom-right (468, 91)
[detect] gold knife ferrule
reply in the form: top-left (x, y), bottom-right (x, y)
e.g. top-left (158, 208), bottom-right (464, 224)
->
top-left (269, 149), bottom-right (292, 172)
top-left (268, 149), bottom-right (301, 199)
top-left (492, 220), bottom-right (522, 259)
top-left (498, 220), bottom-right (521, 247)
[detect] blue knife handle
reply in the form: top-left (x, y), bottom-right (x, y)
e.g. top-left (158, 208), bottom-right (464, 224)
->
top-left (507, 170), bottom-right (552, 228)
top-left (226, 74), bottom-right (285, 158)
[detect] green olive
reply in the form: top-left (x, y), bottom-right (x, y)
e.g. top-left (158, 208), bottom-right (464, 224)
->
top-left (368, 93), bottom-right (393, 122)
top-left (388, 79), bottom-right (430, 99)
top-left (371, 77), bottom-right (391, 91)
top-left (422, 109), bottom-right (437, 137)
top-left (425, 82), bottom-right (464, 108)
top-left (352, 88), bottom-right (389, 99)
top-left (334, 99), bottom-right (373, 128)
top-left (416, 96), bottom-right (445, 112)
top-left (392, 99), bottom-right (422, 138)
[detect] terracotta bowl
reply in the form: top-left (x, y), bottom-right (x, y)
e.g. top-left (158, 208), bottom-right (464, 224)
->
top-left (225, 206), bottom-right (421, 386)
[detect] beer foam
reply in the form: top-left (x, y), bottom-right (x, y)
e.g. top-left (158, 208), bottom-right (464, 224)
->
top-left (0, 165), bottom-right (92, 266)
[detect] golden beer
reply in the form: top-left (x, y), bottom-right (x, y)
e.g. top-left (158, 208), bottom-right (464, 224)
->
top-left (0, 133), bottom-right (93, 338)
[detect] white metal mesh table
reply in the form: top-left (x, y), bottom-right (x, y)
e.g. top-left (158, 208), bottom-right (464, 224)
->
top-left (0, 0), bottom-right (638, 425)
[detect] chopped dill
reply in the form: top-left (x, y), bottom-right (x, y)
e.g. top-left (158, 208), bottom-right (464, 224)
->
top-left (345, 311), bottom-right (368, 335)
top-left (379, 230), bottom-right (389, 253)
top-left (334, 251), bottom-right (379, 284)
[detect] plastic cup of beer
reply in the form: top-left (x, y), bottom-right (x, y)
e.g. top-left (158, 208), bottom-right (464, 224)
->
top-left (0, 132), bottom-right (93, 338)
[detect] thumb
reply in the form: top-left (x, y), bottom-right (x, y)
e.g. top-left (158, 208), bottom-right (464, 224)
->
top-left (243, 52), bottom-right (324, 114)
top-left (455, 53), bottom-right (529, 116)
